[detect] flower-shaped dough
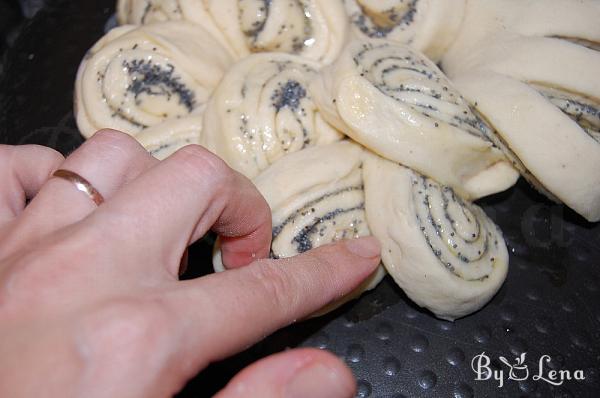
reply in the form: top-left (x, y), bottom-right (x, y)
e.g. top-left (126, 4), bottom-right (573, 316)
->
top-left (310, 39), bottom-right (519, 200)
top-left (443, 0), bottom-right (600, 221)
top-left (118, 0), bottom-right (348, 64)
top-left (453, 71), bottom-right (600, 222)
top-left (363, 153), bottom-right (509, 320)
top-left (75, 22), bottom-right (233, 138)
top-left (116, 0), bottom-right (235, 54)
top-left (201, 53), bottom-right (342, 179)
top-left (343, 0), bottom-right (465, 61)
top-left (208, 0), bottom-right (348, 64)
top-left (135, 115), bottom-right (203, 160)
top-left (214, 141), bottom-right (387, 315)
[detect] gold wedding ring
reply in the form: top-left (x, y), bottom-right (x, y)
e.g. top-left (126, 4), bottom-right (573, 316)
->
top-left (52, 169), bottom-right (105, 206)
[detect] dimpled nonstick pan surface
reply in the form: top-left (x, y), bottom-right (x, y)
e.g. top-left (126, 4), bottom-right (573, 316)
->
top-left (1, 1), bottom-right (599, 397)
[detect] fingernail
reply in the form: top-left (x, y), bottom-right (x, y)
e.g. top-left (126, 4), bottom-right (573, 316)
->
top-left (285, 364), bottom-right (354, 398)
top-left (344, 236), bottom-right (381, 258)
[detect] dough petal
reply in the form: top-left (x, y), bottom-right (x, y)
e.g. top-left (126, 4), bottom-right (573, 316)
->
top-left (363, 152), bottom-right (509, 320)
top-left (205, 0), bottom-right (349, 64)
top-left (201, 53), bottom-right (342, 179)
top-left (135, 115), bottom-right (203, 160)
top-left (310, 39), bottom-right (518, 200)
top-left (453, 71), bottom-right (600, 222)
top-left (74, 22), bottom-right (233, 138)
top-left (441, 0), bottom-right (600, 221)
top-left (343, 0), bottom-right (465, 61)
top-left (213, 141), bottom-right (387, 315)
top-left (118, 0), bottom-right (186, 24)
top-left (116, 0), bottom-right (238, 56)
top-left (443, 0), bottom-right (600, 76)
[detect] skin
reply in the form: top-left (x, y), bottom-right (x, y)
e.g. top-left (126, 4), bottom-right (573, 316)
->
top-left (0, 130), bottom-right (381, 398)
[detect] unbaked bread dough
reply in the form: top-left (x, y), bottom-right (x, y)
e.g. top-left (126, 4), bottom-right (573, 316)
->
top-left (343, 0), bottom-right (466, 61)
top-left (441, 0), bottom-right (600, 221)
top-left (116, 0), bottom-right (237, 55)
top-left (119, 0), bottom-right (349, 64)
top-left (442, 0), bottom-right (600, 76)
top-left (310, 39), bottom-right (519, 200)
top-left (201, 52), bottom-right (342, 179)
top-left (206, 0), bottom-right (349, 64)
top-left (363, 152), bottom-right (509, 320)
top-left (453, 71), bottom-right (600, 222)
top-left (213, 141), bottom-right (386, 315)
top-left (74, 22), bottom-right (233, 138)
top-left (135, 115), bottom-right (203, 160)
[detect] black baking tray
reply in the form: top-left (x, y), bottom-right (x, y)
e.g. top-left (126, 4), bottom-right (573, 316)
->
top-left (1, 1), bottom-right (599, 397)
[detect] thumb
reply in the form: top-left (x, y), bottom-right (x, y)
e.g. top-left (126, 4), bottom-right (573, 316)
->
top-left (214, 348), bottom-right (356, 398)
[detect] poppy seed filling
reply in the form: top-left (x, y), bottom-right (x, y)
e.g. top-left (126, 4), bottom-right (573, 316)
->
top-left (271, 80), bottom-right (307, 112)
top-left (350, 0), bottom-right (419, 38)
top-left (123, 59), bottom-right (196, 113)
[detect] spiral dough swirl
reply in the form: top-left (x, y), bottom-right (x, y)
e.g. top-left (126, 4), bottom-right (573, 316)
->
top-left (363, 153), bottom-right (509, 320)
top-left (74, 23), bottom-right (233, 138)
top-left (343, 0), bottom-right (465, 61)
top-left (201, 53), bottom-right (341, 178)
top-left (117, 0), bottom-right (184, 25)
top-left (411, 172), bottom-right (503, 281)
top-left (212, 142), bottom-right (387, 315)
top-left (209, 0), bottom-right (348, 63)
top-left (353, 42), bottom-right (489, 140)
top-left (271, 167), bottom-right (368, 259)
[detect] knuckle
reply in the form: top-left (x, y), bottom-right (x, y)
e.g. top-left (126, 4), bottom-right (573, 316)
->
top-left (42, 146), bottom-right (66, 164)
top-left (0, 145), bottom-right (64, 167)
top-left (174, 145), bottom-right (234, 185)
top-left (93, 128), bottom-right (131, 141)
top-left (28, 144), bottom-right (65, 162)
top-left (89, 129), bottom-right (143, 154)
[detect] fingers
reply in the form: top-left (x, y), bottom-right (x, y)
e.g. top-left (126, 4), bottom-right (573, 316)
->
top-left (167, 237), bottom-right (380, 366)
top-left (11, 130), bottom-right (156, 245)
top-left (88, 145), bottom-right (272, 276)
top-left (215, 348), bottom-right (355, 398)
top-left (0, 145), bottom-right (64, 223)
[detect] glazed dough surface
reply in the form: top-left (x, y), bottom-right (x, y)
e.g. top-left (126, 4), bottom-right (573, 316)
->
top-left (207, 0), bottom-right (349, 64)
top-left (201, 53), bottom-right (342, 179)
top-left (213, 141), bottom-right (386, 315)
top-left (344, 0), bottom-right (465, 61)
top-left (442, 0), bottom-right (600, 76)
top-left (120, 0), bottom-right (349, 64)
top-left (135, 115), bottom-right (203, 160)
top-left (363, 153), bottom-right (508, 320)
top-left (75, 22), bottom-right (233, 138)
top-left (454, 71), bottom-right (600, 222)
top-left (442, 0), bottom-right (600, 221)
top-left (117, 0), bottom-right (237, 54)
top-left (310, 39), bottom-right (518, 200)
top-left (118, 0), bottom-right (186, 24)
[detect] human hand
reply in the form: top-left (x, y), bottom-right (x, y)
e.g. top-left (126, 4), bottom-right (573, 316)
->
top-left (0, 130), bottom-right (381, 397)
